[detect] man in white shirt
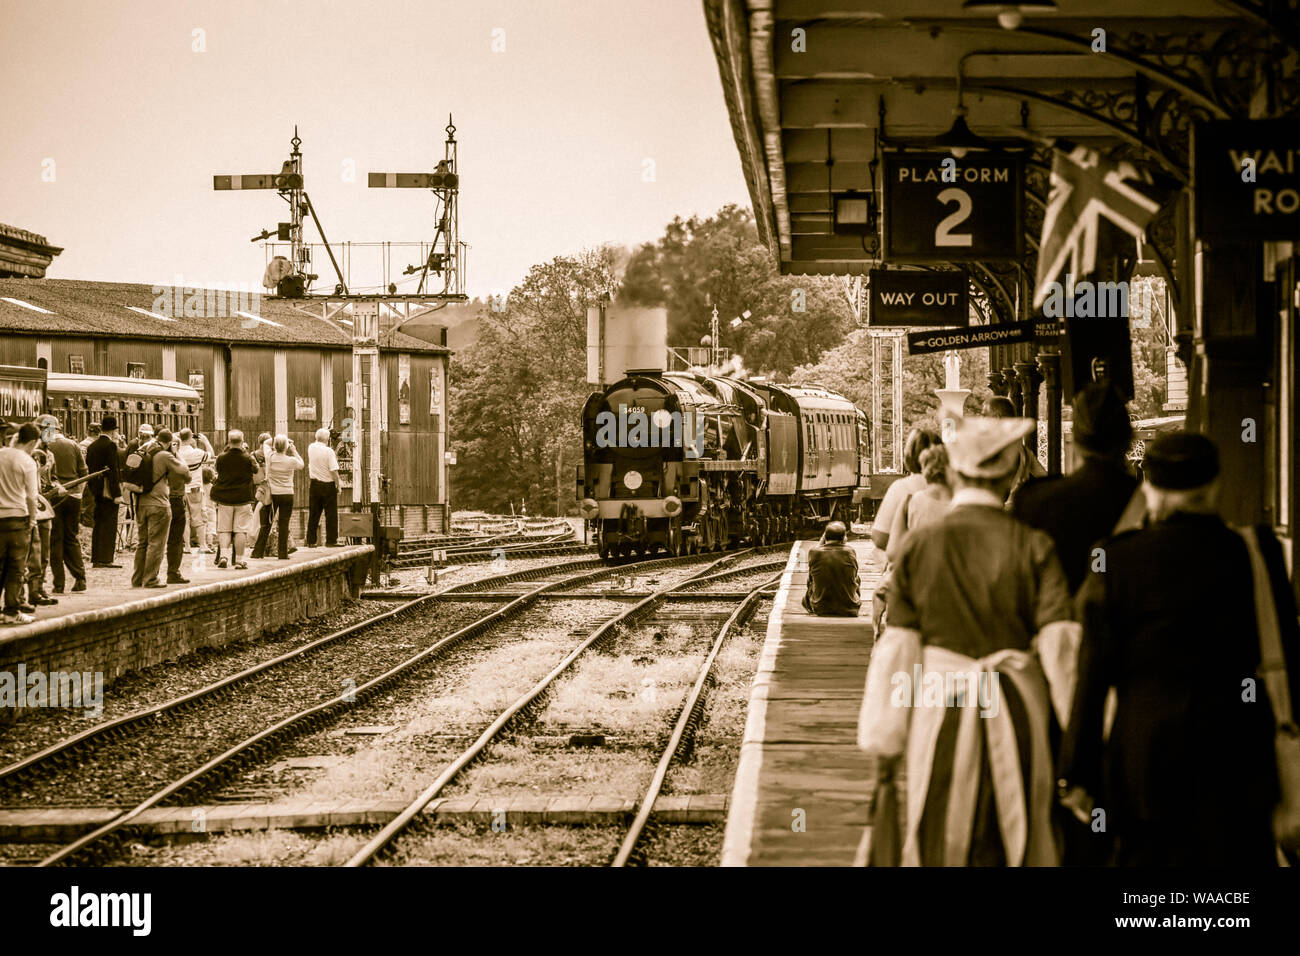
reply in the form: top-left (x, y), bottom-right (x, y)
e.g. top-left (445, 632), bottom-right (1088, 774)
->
top-left (305, 428), bottom-right (341, 547)
top-left (0, 423), bottom-right (41, 624)
top-left (177, 429), bottom-right (212, 552)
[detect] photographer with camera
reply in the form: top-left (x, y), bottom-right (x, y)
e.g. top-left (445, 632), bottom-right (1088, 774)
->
top-left (263, 434), bottom-right (304, 560)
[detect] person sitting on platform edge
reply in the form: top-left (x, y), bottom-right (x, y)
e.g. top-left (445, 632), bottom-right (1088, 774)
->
top-left (802, 520), bottom-right (860, 617)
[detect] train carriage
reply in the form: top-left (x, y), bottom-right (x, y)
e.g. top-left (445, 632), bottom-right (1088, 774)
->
top-left (0, 364), bottom-right (46, 422)
top-left (46, 373), bottom-right (202, 439)
top-left (0, 365), bottom-right (202, 440)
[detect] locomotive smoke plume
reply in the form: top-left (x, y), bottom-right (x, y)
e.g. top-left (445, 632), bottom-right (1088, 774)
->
top-left (723, 353), bottom-right (751, 379)
top-left (696, 352), bottom-right (751, 380)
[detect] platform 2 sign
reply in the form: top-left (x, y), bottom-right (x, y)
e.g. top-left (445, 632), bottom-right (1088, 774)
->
top-left (882, 151), bottom-right (1024, 261)
top-left (869, 269), bottom-right (968, 327)
top-left (907, 318), bottom-right (1061, 355)
top-left (1193, 120), bottom-right (1300, 241)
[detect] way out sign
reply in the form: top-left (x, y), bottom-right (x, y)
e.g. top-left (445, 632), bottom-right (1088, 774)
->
top-left (869, 269), bottom-right (968, 327)
top-left (882, 151), bottom-right (1024, 261)
top-left (1193, 119), bottom-right (1300, 240)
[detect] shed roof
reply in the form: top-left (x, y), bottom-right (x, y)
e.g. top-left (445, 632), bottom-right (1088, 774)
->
top-left (0, 278), bottom-right (449, 354)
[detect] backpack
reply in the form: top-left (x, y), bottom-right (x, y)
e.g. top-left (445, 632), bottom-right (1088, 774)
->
top-left (123, 444), bottom-right (164, 494)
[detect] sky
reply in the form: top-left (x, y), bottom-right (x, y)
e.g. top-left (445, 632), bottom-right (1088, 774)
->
top-left (0, 0), bottom-right (751, 299)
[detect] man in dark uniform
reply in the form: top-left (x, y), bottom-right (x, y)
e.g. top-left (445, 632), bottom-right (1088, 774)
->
top-left (802, 520), bottom-right (860, 616)
top-left (1014, 382), bottom-right (1140, 594)
top-left (1059, 433), bottom-right (1298, 866)
top-left (84, 415), bottom-right (124, 568)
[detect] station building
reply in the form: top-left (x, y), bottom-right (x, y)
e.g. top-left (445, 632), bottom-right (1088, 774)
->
top-left (0, 276), bottom-right (452, 536)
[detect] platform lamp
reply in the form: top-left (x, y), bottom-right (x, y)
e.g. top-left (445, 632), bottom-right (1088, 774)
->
top-left (932, 64), bottom-right (997, 160)
top-left (831, 190), bottom-right (876, 235)
top-left (961, 1), bottom-right (1058, 31)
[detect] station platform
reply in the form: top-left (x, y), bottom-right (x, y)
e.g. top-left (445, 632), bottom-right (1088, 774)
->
top-left (0, 545), bottom-right (373, 722)
top-left (721, 537), bottom-right (881, 866)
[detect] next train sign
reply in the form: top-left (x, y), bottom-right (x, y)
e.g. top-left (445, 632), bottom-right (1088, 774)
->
top-left (1194, 119), bottom-right (1300, 241)
top-left (869, 269), bottom-right (968, 327)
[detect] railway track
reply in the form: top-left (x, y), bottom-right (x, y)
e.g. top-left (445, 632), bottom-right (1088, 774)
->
top-left (391, 534), bottom-right (591, 568)
top-left (613, 573), bottom-right (780, 866)
top-left (25, 548), bottom-right (767, 866)
top-left (395, 517), bottom-right (576, 560)
top-left (343, 556), bottom-right (789, 867)
top-left (0, 557), bottom-right (601, 790)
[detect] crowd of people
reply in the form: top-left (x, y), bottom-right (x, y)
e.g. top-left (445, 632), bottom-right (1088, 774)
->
top-left (0, 414), bottom-right (345, 626)
top-left (801, 382), bottom-right (1299, 866)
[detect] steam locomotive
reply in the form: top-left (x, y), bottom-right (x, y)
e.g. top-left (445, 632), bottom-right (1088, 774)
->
top-left (578, 370), bottom-right (870, 558)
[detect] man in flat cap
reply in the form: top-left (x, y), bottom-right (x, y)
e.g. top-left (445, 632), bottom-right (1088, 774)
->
top-left (857, 414), bottom-right (1078, 866)
top-left (1014, 382), bottom-right (1141, 595)
top-left (1059, 432), bottom-right (1299, 865)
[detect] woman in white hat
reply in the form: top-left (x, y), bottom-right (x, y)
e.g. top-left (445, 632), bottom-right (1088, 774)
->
top-left (857, 413), bottom-right (1080, 866)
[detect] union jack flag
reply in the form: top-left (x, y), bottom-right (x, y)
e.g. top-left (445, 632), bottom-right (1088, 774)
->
top-left (1032, 144), bottom-right (1166, 308)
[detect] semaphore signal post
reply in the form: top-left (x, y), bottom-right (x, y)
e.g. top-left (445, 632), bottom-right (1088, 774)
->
top-left (214, 121), bottom-right (468, 584)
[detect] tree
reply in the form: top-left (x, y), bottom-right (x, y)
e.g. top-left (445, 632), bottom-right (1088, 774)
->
top-left (791, 331), bottom-right (993, 462)
top-left (1126, 276), bottom-right (1171, 420)
top-left (449, 248), bottom-right (619, 514)
top-left (623, 205), bottom-right (854, 377)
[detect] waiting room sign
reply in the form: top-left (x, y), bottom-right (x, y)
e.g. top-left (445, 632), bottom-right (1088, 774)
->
top-left (1193, 119), bottom-right (1300, 241)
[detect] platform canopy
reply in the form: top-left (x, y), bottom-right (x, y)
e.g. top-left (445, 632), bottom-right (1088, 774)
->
top-left (704, 0), bottom-right (1300, 306)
